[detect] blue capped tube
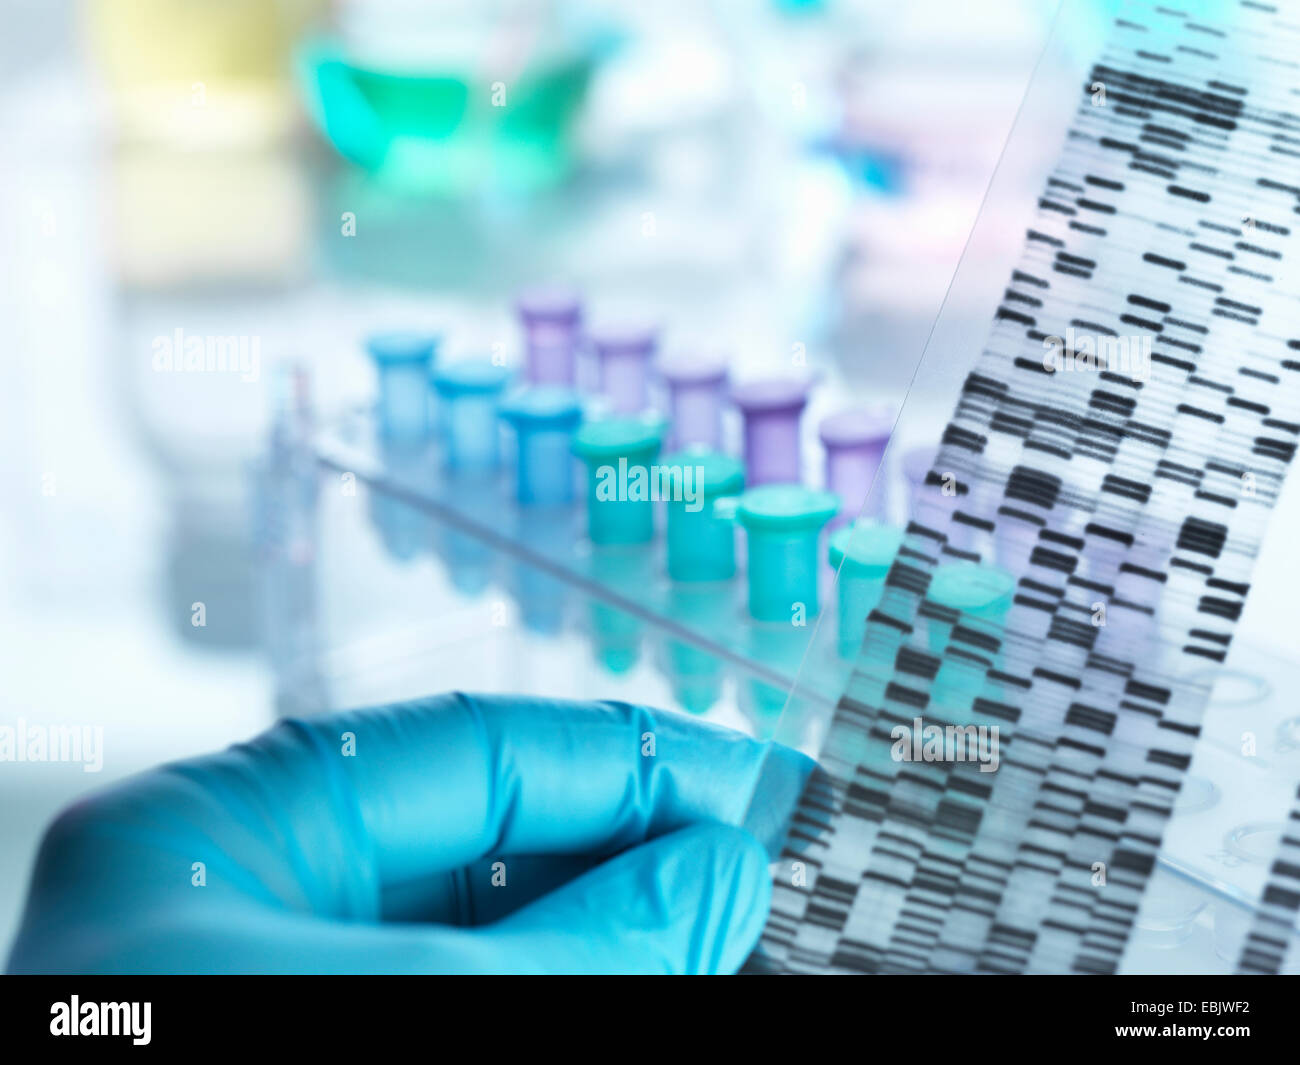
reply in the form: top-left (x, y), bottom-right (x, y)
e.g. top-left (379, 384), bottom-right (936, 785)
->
top-left (499, 387), bottom-right (584, 505)
top-left (431, 359), bottom-right (513, 470)
top-left (367, 332), bottom-right (439, 441)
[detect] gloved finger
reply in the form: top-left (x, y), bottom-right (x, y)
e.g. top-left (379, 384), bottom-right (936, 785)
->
top-left (475, 823), bottom-right (773, 974)
top-left (15, 824), bottom-right (770, 975)
top-left (261, 693), bottom-right (810, 887)
top-left (379, 854), bottom-right (596, 924)
top-left (382, 734), bottom-right (814, 926)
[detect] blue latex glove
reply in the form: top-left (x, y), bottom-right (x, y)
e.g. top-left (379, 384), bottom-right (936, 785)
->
top-left (7, 694), bottom-right (809, 974)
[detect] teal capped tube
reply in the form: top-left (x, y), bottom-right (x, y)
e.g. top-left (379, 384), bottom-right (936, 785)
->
top-left (499, 387), bottom-right (583, 505)
top-left (431, 470), bottom-right (499, 596)
top-left (588, 546), bottom-right (653, 674)
top-left (926, 561), bottom-right (1015, 656)
top-left (661, 585), bottom-right (732, 714)
top-left (735, 485), bottom-right (839, 623)
top-left (571, 417), bottom-right (665, 545)
top-left (743, 624), bottom-right (810, 733)
top-left (431, 359), bottom-right (513, 470)
top-left (367, 331), bottom-right (439, 441)
top-left (829, 521), bottom-right (903, 658)
top-left (928, 561), bottom-right (1015, 617)
top-left (662, 448), bottom-right (744, 581)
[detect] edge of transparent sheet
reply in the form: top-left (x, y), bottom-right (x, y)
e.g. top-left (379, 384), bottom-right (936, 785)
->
top-left (741, 0), bottom-right (1117, 841)
top-left (737, 1), bottom-right (1300, 969)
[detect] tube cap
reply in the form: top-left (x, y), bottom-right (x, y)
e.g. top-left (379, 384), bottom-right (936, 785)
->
top-left (590, 320), bottom-right (658, 356)
top-left (431, 360), bottom-right (513, 397)
top-left (819, 405), bottom-right (894, 448)
top-left (516, 285), bottom-right (582, 327)
top-left (499, 386), bottom-right (583, 429)
top-left (928, 562), bottom-right (1015, 617)
top-left (657, 351), bottom-right (729, 386)
top-left (829, 521), bottom-right (903, 575)
top-left (572, 416), bottom-right (665, 461)
top-left (735, 484), bottom-right (838, 531)
top-left (660, 448), bottom-right (744, 499)
top-left (366, 331), bottom-right (439, 365)
top-left (732, 376), bottom-right (812, 413)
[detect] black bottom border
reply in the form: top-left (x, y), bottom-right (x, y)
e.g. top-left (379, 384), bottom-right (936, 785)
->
top-left (2, 973), bottom-right (1295, 1052)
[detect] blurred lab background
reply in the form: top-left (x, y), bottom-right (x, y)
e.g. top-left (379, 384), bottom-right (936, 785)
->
top-left (0, 0), bottom-right (1063, 957)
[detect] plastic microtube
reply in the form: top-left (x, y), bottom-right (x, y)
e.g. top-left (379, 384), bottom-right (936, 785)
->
top-left (439, 523), bottom-right (494, 596)
top-left (745, 624), bottom-right (809, 726)
top-left (732, 377), bottom-right (812, 486)
top-left (828, 521), bottom-right (903, 659)
top-left (662, 448), bottom-right (744, 582)
top-left (589, 546), bottom-right (652, 674)
top-left (367, 332), bottom-right (439, 441)
top-left (735, 484), bottom-right (839, 622)
top-left (571, 417), bottom-right (665, 545)
top-left (819, 406), bottom-right (894, 526)
top-left (516, 285), bottom-right (582, 386)
top-left (510, 505), bottom-right (572, 635)
top-left (663, 586), bottom-right (731, 714)
top-left (925, 561), bottom-right (1015, 656)
top-left (499, 387), bottom-right (583, 505)
top-left (657, 353), bottom-right (729, 450)
top-left (369, 447), bottom-right (433, 563)
top-left (901, 444), bottom-right (940, 515)
top-left (430, 359), bottom-right (513, 470)
top-left (590, 321), bottom-right (658, 414)
top-left (900, 442), bottom-right (974, 551)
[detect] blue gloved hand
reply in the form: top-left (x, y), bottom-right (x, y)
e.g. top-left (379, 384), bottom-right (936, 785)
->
top-left (7, 694), bottom-right (810, 974)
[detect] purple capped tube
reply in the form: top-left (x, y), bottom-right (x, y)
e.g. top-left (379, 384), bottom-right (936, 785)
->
top-left (905, 445), bottom-right (1022, 562)
top-left (516, 285), bottom-right (582, 386)
top-left (819, 405), bottom-right (894, 526)
top-left (731, 376), bottom-right (811, 486)
top-left (902, 443), bottom-right (965, 542)
top-left (902, 444), bottom-right (938, 514)
top-left (657, 352), bottom-right (729, 451)
top-left (590, 320), bottom-right (658, 414)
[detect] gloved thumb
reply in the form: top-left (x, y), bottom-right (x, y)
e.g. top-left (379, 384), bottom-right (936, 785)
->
top-left (473, 822), bottom-right (772, 974)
